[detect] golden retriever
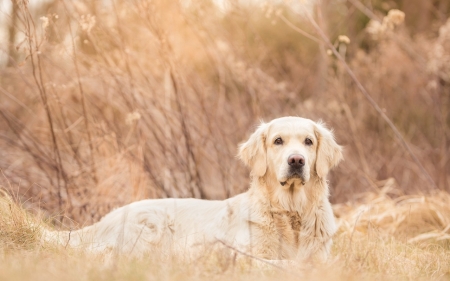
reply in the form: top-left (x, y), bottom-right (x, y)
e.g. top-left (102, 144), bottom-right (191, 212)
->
top-left (44, 116), bottom-right (343, 262)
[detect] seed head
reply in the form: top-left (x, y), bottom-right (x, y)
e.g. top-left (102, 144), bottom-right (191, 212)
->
top-left (338, 35), bottom-right (351, 44)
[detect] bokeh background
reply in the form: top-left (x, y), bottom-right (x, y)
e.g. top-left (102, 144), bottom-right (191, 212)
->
top-left (0, 0), bottom-right (449, 226)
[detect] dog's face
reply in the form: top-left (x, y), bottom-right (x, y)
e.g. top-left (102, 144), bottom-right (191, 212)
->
top-left (239, 117), bottom-right (343, 188)
top-left (266, 118), bottom-right (317, 186)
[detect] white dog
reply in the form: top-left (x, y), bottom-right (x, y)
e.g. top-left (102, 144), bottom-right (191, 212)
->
top-left (44, 116), bottom-right (343, 262)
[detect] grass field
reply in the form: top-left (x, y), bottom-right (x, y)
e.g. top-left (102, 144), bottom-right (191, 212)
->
top-left (0, 0), bottom-right (449, 280)
top-left (1, 183), bottom-right (450, 280)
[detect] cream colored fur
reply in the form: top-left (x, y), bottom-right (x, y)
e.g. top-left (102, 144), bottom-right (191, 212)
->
top-left (43, 116), bottom-right (343, 262)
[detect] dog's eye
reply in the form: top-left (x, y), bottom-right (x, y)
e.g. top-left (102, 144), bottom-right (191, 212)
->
top-left (305, 138), bottom-right (313, 146)
top-left (274, 137), bottom-right (283, 145)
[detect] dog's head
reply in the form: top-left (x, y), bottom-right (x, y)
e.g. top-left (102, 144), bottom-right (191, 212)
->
top-left (238, 117), bottom-right (343, 188)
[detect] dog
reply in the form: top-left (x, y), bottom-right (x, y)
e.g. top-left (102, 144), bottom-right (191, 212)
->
top-left (43, 116), bottom-right (343, 263)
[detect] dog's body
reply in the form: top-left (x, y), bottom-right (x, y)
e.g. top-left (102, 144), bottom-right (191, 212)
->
top-left (44, 117), bottom-right (343, 262)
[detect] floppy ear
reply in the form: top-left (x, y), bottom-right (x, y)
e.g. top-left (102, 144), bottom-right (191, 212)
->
top-left (238, 122), bottom-right (268, 178)
top-left (314, 121), bottom-right (343, 178)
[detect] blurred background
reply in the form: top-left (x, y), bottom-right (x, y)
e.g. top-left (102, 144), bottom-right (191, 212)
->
top-left (0, 0), bottom-right (448, 226)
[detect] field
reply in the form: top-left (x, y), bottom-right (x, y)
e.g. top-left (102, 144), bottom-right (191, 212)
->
top-left (0, 0), bottom-right (449, 280)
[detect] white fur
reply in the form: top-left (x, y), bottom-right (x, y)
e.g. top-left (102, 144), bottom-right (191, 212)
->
top-left (43, 116), bottom-right (343, 262)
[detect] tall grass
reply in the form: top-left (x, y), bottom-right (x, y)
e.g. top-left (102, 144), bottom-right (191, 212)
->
top-left (0, 1), bottom-right (449, 279)
top-left (0, 0), bottom-right (449, 228)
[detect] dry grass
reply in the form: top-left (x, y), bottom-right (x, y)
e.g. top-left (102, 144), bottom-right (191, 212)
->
top-left (0, 0), bottom-right (448, 224)
top-left (335, 179), bottom-right (450, 243)
top-left (0, 189), bottom-right (43, 250)
top-left (1, 183), bottom-right (449, 280)
top-left (0, 0), bottom-right (449, 280)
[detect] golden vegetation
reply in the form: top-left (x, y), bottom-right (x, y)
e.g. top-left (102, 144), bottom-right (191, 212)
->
top-left (0, 0), bottom-right (449, 280)
top-left (1, 179), bottom-right (450, 280)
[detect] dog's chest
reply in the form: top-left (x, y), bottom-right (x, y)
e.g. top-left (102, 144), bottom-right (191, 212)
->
top-left (272, 210), bottom-right (301, 243)
top-left (250, 209), bottom-right (302, 259)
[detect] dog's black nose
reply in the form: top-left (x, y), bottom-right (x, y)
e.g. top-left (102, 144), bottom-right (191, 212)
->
top-left (288, 154), bottom-right (305, 168)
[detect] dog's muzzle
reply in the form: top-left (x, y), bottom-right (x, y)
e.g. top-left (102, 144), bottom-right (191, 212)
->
top-left (280, 154), bottom-right (306, 186)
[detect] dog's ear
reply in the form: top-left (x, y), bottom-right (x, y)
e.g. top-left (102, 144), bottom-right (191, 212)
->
top-left (238, 122), bottom-right (268, 178)
top-left (314, 121), bottom-right (343, 178)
